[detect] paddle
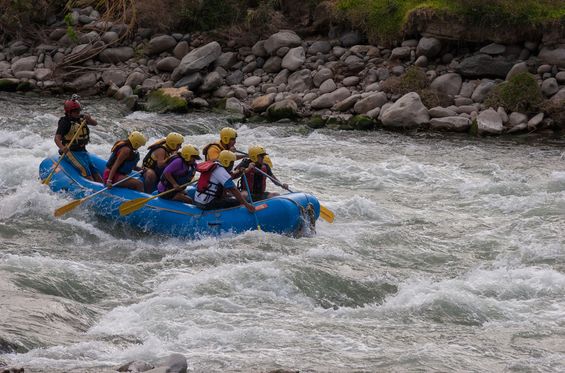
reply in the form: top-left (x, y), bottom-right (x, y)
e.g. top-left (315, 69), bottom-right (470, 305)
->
top-left (252, 166), bottom-right (335, 223)
top-left (119, 179), bottom-right (197, 216)
top-left (234, 151), bottom-right (335, 223)
top-left (54, 171), bottom-right (141, 218)
top-left (42, 119), bottom-right (86, 185)
top-left (242, 174), bottom-right (261, 231)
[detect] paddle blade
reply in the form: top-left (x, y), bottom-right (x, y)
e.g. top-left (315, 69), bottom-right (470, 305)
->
top-left (118, 197), bottom-right (151, 216)
top-left (319, 205), bottom-right (335, 223)
top-left (54, 199), bottom-right (83, 217)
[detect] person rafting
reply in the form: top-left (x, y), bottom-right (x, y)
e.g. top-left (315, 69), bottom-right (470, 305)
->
top-left (194, 150), bottom-right (255, 213)
top-left (54, 95), bottom-right (103, 182)
top-left (103, 131), bottom-right (147, 191)
top-left (202, 127), bottom-right (245, 161)
top-left (142, 132), bottom-right (184, 193)
top-left (157, 145), bottom-right (201, 204)
top-left (235, 145), bottom-right (287, 201)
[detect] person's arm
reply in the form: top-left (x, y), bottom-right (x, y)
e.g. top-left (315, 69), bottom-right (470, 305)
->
top-left (266, 167), bottom-right (288, 190)
top-left (55, 119), bottom-right (70, 154)
top-left (231, 159), bottom-right (254, 179)
top-left (227, 186), bottom-right (255, 213)
top-left (106, 148), bottom-right (131, 187)
top-left (83, 113), bottom-right (97, 126)
top-left (153, 148), bottom-right (169, 168)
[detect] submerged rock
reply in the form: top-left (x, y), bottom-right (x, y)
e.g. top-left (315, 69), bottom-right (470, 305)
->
top-left (145, 87), bottom-right (190, 113)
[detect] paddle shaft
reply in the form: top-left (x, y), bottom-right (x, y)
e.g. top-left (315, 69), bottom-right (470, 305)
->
top-left (119, 179), bottom-right (197, 216)
top-left (54, 171), bottom-right (141, 217)
top-left (43, 119), bottom-right (86, 185)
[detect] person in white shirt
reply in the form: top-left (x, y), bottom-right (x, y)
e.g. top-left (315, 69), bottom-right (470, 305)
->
top-left (194, 150), bottom-right (255, 213)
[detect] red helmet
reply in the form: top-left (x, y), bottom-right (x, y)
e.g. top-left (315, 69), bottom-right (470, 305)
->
top-left (64, 100), bottom-right (81, 113)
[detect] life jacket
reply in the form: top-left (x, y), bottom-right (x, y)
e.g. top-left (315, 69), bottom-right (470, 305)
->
top-left (196, 161), bottom-right (223, 197)
top-left (106, 140), bottom-right (140, 175)
top-left (142, 139), bottom-right (173, 171)
top-left (62, 116), bottom-right (89, 150)
top-left (202, 142), bottom-right (228, 161)
top-left (159, 154), bottom-right (196, 190)
top-left (240, 160), bottom-right (270, 195)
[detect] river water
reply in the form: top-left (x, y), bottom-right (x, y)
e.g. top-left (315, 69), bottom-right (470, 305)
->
top-left (1, 92), bottom-right (564, 372)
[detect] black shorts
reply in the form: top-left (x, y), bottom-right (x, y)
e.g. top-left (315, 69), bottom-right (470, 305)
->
top-left (195, 198), bottom-right (240, 210)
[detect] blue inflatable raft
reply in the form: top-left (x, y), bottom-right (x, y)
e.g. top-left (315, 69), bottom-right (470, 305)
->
top-left (39, 154), bottom-right (319, 238)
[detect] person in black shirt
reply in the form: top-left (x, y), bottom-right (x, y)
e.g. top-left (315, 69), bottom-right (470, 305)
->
top-left (54, 97), bottom-right (102, 182)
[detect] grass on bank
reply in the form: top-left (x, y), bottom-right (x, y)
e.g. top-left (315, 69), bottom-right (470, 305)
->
top-left (334, 0), bottom-right (565, 44)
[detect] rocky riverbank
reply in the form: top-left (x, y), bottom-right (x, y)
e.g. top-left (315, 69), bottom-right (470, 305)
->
top-left (0, 6), bottom-right (564, 134)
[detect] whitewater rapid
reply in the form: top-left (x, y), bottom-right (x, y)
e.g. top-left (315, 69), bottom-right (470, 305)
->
top-left (1, 93), bottom-right (564, 372)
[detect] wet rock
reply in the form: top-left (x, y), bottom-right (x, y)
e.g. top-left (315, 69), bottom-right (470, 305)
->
top-left (146, 87), bottom-right (189, 113)
top-left (225, 97), bottom-right (245, 114)
top-left (477, 108), bottom-right (503, 134)
top-left (348, 114), bottom-right (375, 130)
top-left (266, 99), bottom-right (298, 120)
top-left (117, 360), bottom-right (154, 372)
top-left (430, 116), bottom-right (471, 132)
top-left (0, 78), bottom-right (20, 92)
top-left (114, 84), bottom-right (133, 100)
top-left (381, 92), bottom-right (429, 129)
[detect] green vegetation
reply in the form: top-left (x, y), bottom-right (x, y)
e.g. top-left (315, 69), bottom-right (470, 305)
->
top-left (484, 72), bottom-right (543, 114)
top-left (348, 115), bottom-right (375, 130)
top-left (334, 0), bottom-right (565, 43)
top-left (64, 13), bottom-right (78, 43)
top-left (380, 66), bottom-right (449, 108)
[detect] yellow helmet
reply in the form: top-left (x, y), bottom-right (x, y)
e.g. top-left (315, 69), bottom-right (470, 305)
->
top-left (218, 150), bottom-right (236, 168)
top-left (180, 144), bottom-right (201, 161)
top-left (165, 132), bottom-right (184, 150)
top-left (128, 131), bottom-right (147, 150)
top-left (220, 127), bottom-right (237, 144)
top-left (264, 155), bottom-right (273, 168)
top-left (248, 145), bottom-right (268, 163)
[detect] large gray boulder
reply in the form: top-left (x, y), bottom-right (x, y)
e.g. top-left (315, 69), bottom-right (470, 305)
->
top-left (281, 47), bottom-right (305, 71)
top-left (267, 99), bottom-right (299, 120)
top-left (11, 56), bottom-right (38, 74)
top-left (505, 62), bottom-right (528, 81)
top-left (287, 69), bottom-right (312, 92)
top-left (416, 37), bottom-right (441, 58)
top-left (68, 72), bottom-right (97, 91)
top-left (156, 56), bottom-right (180, 72)
top-left (310, 87), bottom-right (351, 109)
top-left (477, 108), bottom-right (503, 135)
top-left (102, 69), bottom-right (127, 86)
top-left (145, 35), bottom-right (177, 55)
top-left (175, 41), bottom-right (222, 78)
top-left (471, 79), bottom-right (496, 103)
top-left (538, 47), bottom-right (565, 68)
top-left (430, 73), bottom-right (462, 97)
top-left (457, 54), bottom-right (513, 78)
top-left (264, 31), bottom-right (302, 55)
top-left (381, 92), bottom-right (429, 128)
top-left (353, 92), bottom-right (387, 114)
top-left (98, 47), bottom-right (134, 63)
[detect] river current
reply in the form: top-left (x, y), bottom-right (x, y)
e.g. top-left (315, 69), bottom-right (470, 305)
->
top-left (0, 92), bottom-right (564, 372)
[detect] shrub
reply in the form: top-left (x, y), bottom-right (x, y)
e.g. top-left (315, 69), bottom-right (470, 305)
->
top-left (484, 72), bottom-right (543, 114)
top-left (380, 67), bottom-right (445, 107)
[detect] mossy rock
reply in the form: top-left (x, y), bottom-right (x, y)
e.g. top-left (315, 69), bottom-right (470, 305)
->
top-left (348, 115), bottom-right (376, 130)
top-left (306, 115), bottom-right (327, 129)
top-left (484, 72), bottom-right (543, 114)
top-left (0, 79), bottom-right (20, 92)
top-left (326, 116), bottom-right (346, 130)
top-left (214, 98), bottom-right (227, 110)
top-left (226, 115), bottom-right (247, 124)
top-left (247, 115), bottom-right (266, 123)
top-left (16, 81), bottom-right (33, 91)
top-left (266, 99), bottom-right (298, 122)
top-left (145, 89), bottom-right (188, 113)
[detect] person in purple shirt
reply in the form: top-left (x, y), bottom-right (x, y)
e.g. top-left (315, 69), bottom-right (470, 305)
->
top-left (157, 145), bottom-right (201, 204)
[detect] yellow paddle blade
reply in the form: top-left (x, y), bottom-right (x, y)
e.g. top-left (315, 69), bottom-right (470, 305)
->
top-left (319, 205), bottom-right (335, 223)
top-left (53, 199), bottom-right (83, 218)
top-left (118, 197), bottom-right (153, 216)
